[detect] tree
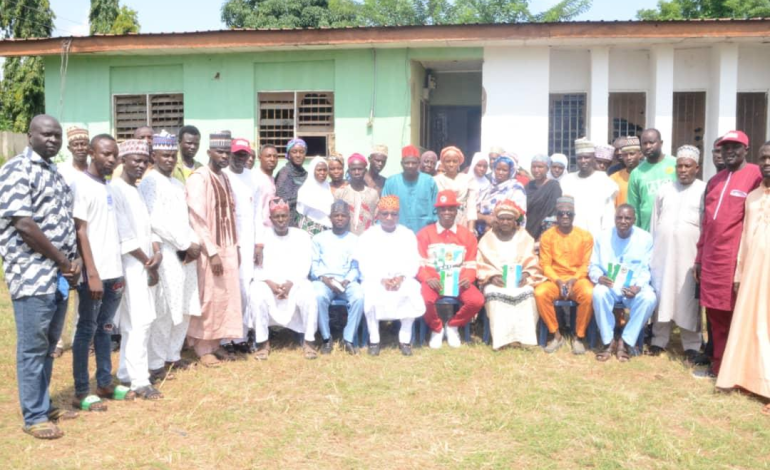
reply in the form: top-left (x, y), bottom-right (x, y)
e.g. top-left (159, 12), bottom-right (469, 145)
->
top-left (89, 0), bottom-right (140, 35)
top-left (0, 0), bottom-right (55, 132)
top-left (637, 0), bottom-right (770, 20)
top-left (222, 0), bottom-right (593, 28)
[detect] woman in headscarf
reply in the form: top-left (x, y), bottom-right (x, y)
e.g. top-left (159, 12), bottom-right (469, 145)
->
top-left (296, 156), bottom-right (334, 235)
top-left (275, 138), bottom-right (308, 226)
top-left (327, 155), bottom-right (348, 193)
top-left (475, 155), bottom-right (526, 236)
top-left (420, 151), bottom-right (438, 176)
top-left (525, 154), bottom-right (562, 240)
top-left (470, 152), bottom-right (491, 195)
top-left (477, 199), bottom-right (544, 350)
top-left (547, 153), bottom-right (569, 182)
top-left (508, 153), bottom-right (531, 186)
top-left (433, 146), bottom-right (478, 229)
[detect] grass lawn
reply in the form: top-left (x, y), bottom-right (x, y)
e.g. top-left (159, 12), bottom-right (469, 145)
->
top-left (0, 283), bottom-right (768, 470)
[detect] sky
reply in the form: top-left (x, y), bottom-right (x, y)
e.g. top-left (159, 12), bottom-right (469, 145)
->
top-left (48, 0), bottom-right (662, 37)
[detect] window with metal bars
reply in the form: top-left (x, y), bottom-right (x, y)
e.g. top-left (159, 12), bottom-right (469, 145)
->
top-left (736, 92), bottom-right (768, 164)
top-left (672, 91), bottom-right (706, 156)
top-left (113, 93), bottom-right (184, 142)
top-left (548, 93), bottom-right (586, 171)
top-left (609, 92), bottom-right (646, 142)
top-left (258, 91), bottom-right (335, 157)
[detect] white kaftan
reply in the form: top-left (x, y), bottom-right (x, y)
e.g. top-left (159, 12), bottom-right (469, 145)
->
top-left (560, 172), bottom-right (619, 238)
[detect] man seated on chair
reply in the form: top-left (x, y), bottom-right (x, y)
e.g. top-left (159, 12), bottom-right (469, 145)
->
top-left (250, 198), bottom-right (319, 360)
top-left (417, 190), bottom-right (484, 349)
top-left (311, 200), bottom-right (364, 356)
top-left (534, 196), bottom-right (594, 355)
top-left (354, 195), bottom-right (425, 357)
top-left (589, 204), bottom-right (658, 362)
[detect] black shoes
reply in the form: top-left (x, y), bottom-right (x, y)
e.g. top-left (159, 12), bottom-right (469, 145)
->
top-left (320, 340), bottom-right (333, 355)
top-left (399, 342), bottom-right (413, 357)
top-left (343, 340), bottom-right (358, 355)
top-left (368, 343), bottom-right (380, 356)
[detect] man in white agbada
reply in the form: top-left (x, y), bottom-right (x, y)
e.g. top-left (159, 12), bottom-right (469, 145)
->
top-left (138, 132), bottom-right (202, 379)
top-left (649, 145), bottom-right (707, 362)
top-left (222, 138), bottom-right (262, 353)
top-left (112, 139), bottom-right (163, 399)
top-left (560, 138), bottom-right (619, 238)
top-left (250, 198), bottom-right (319, 360)
top-left (354, 195), bottom-right (425, 357)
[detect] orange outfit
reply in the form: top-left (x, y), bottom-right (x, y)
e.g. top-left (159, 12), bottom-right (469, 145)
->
top-left (534, 226), bottom-right (594, 337)
top-left (610, 169), bottom-right (630, 207)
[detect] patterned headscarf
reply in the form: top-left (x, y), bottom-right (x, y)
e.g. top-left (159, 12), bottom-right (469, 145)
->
top-left (492, 155), bottom-right (516, 182)
top-left (286, 138), bottom-right (307, 153)
top-left (494, 199), bottom-right (526, 219)
top-left (377, 195), bottom-right (400, 211)
top-left (439, 146), bottom-right (465, 165)
top-left (595, 144), bottom-right (615, 162)
top-left (153, 130), bottom-right (178, 152)
top-left (118, 139), bottom-right (150, 159)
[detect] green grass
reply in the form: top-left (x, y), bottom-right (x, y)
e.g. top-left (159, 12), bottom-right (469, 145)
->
top-left (0, 283), bottom-right (768, 469)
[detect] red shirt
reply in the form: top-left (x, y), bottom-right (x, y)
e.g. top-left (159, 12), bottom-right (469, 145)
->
top-left (416, 223), bottom-right (478, 285)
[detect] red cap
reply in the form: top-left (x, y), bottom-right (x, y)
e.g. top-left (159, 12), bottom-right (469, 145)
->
top-left (717, 130), bottom-right (749, 148)
top-left (401, 145), bottom-right (420, 159)
top-left (435, 190), bottom-right (460, 208)
top-left (231, 138), bottom-right (254, 155)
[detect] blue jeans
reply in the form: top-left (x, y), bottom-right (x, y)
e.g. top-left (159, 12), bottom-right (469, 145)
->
top-left (593, 284), bottom-right (657, 346)
top-left (73, 278), bottom-right (124, 396)
top-left (312, 281), bottom-right (364, 343)
top-left (12, 292), bottom-right (68, 425)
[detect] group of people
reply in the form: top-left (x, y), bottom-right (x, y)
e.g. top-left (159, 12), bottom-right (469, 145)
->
top-left (2, 113), bottom-right (768, 441)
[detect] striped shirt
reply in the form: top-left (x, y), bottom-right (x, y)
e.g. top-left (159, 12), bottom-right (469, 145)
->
top-left (0, 148), bottom-right (77, 299)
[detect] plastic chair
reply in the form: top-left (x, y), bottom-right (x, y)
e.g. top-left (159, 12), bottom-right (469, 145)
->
top-left (412, 297), bottom-right (476, 346)
top-left (538, 300), bottom-right (643, 352)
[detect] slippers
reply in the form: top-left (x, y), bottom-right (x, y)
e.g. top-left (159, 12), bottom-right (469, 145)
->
top-left (72, 394), bottom-right (107, 412)
top-left (23, 421), bottom-right (63, 440)
top-left (48, 407), bottom-right (79, 422)
top-left (126, 385), bottom-right (164, 401)
top-left (199, 353), bottom-right (221, 368)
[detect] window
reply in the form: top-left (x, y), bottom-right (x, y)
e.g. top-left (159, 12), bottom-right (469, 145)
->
top-left (258, 91), bottom-right (335, 157)
top-left (113, 93), bottom-right (184, 142)
top-left (548, 93), bottom-right (586, 170)
top-left (736, 92), bottom-right (768, 164)
top-left (609, 92), bottom-right (646, 141)
top-left (672, 92), bottom-right (706, 156)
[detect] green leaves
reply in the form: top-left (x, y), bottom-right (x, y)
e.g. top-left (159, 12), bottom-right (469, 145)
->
top-left (637, 0), bottom-right (770, 20)
top-left (89, 0), bottom-right (140, 35)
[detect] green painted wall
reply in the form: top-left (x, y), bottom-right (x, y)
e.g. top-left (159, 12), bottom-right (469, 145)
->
top-left (429, 72), bottom-right (482, 107)
top-left (44, 47), bottom-right (482, 176)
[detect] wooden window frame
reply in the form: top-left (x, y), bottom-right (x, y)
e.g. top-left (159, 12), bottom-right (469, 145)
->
top-left (257, 90), bottom-right (335, 157)
top-left (112, 92), bottom-right (184, 142)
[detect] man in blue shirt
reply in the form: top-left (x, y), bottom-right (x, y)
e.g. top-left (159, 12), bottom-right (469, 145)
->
top-left (589, 204), bottom-right (658, 362)
top-left (381, 145), bottom-right (438, 234)
top-left (311, 200), bottom-right (364, 355)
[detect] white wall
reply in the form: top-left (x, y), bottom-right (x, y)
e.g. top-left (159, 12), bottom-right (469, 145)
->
top-left (738, 46), bottom-right (770, 91)
top-left (482, 46), bottom-right (550, 169)
top-left (674, 48), bottom-right (710, 91)
top-left (550, 49), bottom-right (590, 93)
top-left (609, 49), bottom-right (650, 91)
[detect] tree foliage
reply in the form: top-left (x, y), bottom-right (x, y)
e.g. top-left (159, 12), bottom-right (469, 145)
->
top-left (221, 0), bottom-right (592, 28)
top-left (637, 0), bottom-right (770, 20)
top-left (0, 0), bottom-right (55, 131)
top-left (90, 0), bottom-right (140, 35)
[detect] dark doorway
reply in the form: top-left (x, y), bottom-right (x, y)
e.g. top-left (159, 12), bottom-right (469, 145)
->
top-left (429, 106), bottom-right (481, 164)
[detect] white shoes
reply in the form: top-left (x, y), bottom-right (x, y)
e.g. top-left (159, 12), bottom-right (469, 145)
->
top-left (429, 328), bottom-right (444, 349)
top-left (445, 326), bottom-right (462, 348)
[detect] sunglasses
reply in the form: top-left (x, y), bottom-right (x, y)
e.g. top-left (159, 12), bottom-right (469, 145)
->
top-left (556, 210), bottom-right (575, 217)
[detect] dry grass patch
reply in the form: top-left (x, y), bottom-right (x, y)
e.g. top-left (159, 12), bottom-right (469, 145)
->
top-left (0, 284), bottom-right (768, 469)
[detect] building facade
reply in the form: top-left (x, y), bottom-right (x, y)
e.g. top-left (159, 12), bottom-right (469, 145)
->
top-left (1, 21), bottom-right (768, 178)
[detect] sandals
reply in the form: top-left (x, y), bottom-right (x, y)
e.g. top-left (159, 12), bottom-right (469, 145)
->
top-left (48, 407), bottom-right (79, 422)
top-left (149, 367), bottom-right (176, 384)
top-left (72, 394), bottom-right (108, 412)
top-left (212, 347), bottom-right (236, 362)
top-left (126, 385), bottom-right (164, 401)
top-left (166, 359), bottom-right (194, 371)
top-left (199, 353), bottom-right (221, 368)
top-left (254, 342), bottom-right (270, 361)
top-left (616, 341), bottom-right (631, 363)
top-left (303, 342), bottom-right (318, 360)
top-left (23, 421), bottom-right (64, 440)
top-left (596, 340), bottom-right (617, 362)
top-left (96, 384), bottom-right (131, 400)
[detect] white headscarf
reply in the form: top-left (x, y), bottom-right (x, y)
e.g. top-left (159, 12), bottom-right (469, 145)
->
top-left (297, 156), bottom-right (334, 227)
top-left (547, 153), bottom-right (569, 182)
top-left (469, 152), bottom-right (491, 193)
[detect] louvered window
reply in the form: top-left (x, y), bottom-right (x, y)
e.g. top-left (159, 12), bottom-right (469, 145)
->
top-left (113, 93), bottom-right (184, 142)
top-left (258, 91), bottom-right (335, 157)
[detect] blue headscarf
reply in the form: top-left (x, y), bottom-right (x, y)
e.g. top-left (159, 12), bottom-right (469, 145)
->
top-left (286, 138), bottom-right (307, 154)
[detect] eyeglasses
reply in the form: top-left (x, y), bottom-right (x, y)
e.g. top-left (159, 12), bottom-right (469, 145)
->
top-left (556, 210), bottom-right (575, 217)
top-left (379, 211), bottom-right (399, 217)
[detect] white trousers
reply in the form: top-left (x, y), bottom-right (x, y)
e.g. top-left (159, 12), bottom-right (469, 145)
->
top-left (148, 313), bottom-right (190, 371)
top-left (252, 281), bottom-right (318, 343)
top-left (365, 310), bottom-right (415, 345)
top-left (651, 321), bottom-right (703, 351)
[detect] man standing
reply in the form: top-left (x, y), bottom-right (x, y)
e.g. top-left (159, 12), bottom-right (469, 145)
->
top-left (534, 196), bottom-right (594, 354)
top-left (0, 115), bottom-right (81, 439)
top-left (185, 131), bottom-right (243, 367)
top-left (311, 201), bottom-right (364, 355)
top-left (254, 144), bottom-right (278, 237)
top-left (382, 145), bottom-right (439, 234)
top-left (223, 138), bottom-right (261, 353)
top-left (336, 153), bottom-right (380, 235)
top-left (627, 128), bottom-right (677, 231)
top-left (71, 134), bottom-right (124, 411)
top-left (250, 199), bottom-right (318, 360)
top-left (365, 144), bottom-right (388, 195)
top-left (716, 142), bottom-right (770, 414)
top-left (649, 146), bottom-right (707, 361)
top-left (355, 196), bottom-right (425, 356)
top-left (694, 130), bottom-right (762, 378)
top-left (111, 140), bottom-right (163, 400)
top-left (610, 137), bottom-right (643, 207)
top-left (594, 144), bottom-right (615, 173)
top-left (139, 133), bottom-right (202, 378)
top-left (58, 126), bottom-right (89, 185)
top-left (560, 138), bottom-right (619, 237)
top-left (711, 137), bottom-right (726, 173)
top-left (590, 205), bottom-right (657, 362)
top-left (113, 126), bottom-right (154, 180)
top-left (173, 125), bottom-right (202, 183)
top-left (417, 191), bottom-right (484, 349)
